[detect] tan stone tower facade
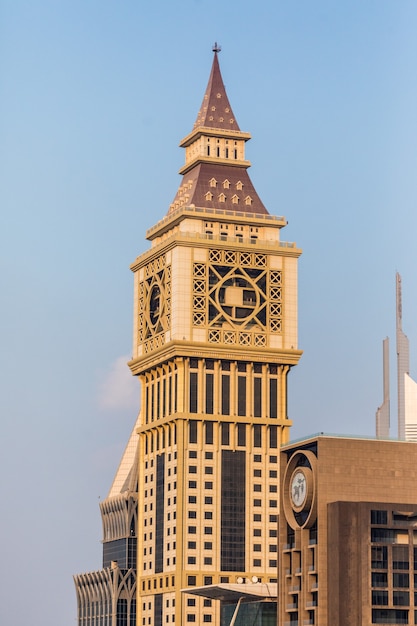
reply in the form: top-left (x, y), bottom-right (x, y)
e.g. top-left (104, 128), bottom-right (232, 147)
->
top-left (127, 48), bottom-right (302, 625)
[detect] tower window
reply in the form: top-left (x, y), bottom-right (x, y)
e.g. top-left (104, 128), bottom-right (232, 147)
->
top-left (205, 420), bottom-right (213, 444)
top-left (254, 378), bottom-right (262, 417)
top-left (269, 380), bottom-right (277, 419)
top-left (189, 420), bottom-right (198, 443)
top-left (238, 377), bottom-right (246, 417)
top-left (253, 425), bottom-right (262, 448)
top-left (221, 422), bottom-right (230, 445)
top-left (269, 426), bottom-right (277, 448)
top-left (237, 423), bottom-right (246, 446)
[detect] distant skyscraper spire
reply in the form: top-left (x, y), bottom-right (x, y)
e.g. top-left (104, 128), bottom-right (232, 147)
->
top-left (396, 272), bottom-right (409, 440)
top-left (376, 337), bottom-right (390, 438)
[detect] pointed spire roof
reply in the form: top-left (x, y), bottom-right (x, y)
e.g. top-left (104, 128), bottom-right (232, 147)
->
top-left (169, 46), bottom-right (269, 216)
top-left (193, 45), bottom-right (240, 132)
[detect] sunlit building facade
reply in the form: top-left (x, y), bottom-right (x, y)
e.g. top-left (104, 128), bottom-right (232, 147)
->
top-left (280, 435), bottom-right (417, 626)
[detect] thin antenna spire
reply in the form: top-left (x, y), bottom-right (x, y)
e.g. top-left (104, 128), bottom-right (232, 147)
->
top-left (396, 271), bottom-right (402, 331)
top-left (212, 42), bottom-right (221, 53)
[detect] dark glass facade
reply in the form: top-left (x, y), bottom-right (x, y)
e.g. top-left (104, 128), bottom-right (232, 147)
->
top-left (155, 453), bottom-right (165, 574)
top-left (221, 450), bottom-right (246, 571)
top-left (103, 538), bottom-right (137, 569)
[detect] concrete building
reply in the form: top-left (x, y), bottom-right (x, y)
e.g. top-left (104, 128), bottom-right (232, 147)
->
top-left (280, 435), bottom-right (417, 626)
top-left (75, 46), bottom-right (302, 626)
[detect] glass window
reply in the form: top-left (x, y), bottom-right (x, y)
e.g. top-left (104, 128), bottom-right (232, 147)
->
top-left (372, 546), bottom-right (388, 570)
top-left (253, 378), bottom-right (262, 417)
top-left (189, 420), bottom-right (198, 443)
top-left (372, 572), bottom-right (388, 588)
top-left (237, 423), bottom-right (246, 446)
top-left (222, 376), bottom-right (230, 415)
top-left (205, 421), bottom-right (213, 444)
top-left (221, 423), bottom-right (230, 446)
top-left (269, 425), bottom-right (277, 448)
top-left (253, 425), bottom-right (262, 448)
top-left (190, 374), bottom-right (198, 414)
top-left (371, 510), bottom-right (388, 525)
top-left (206, 374), bottom-right (214, 414)
top-left (393, 591), bottom-right (409, 606)
top-left (269, 379), bottom-right (277, 419)
top-left (372, 591), bottom-right (388, 606)
top-left (238, 377), bottom-right (246, 416)
top-left (393, 545), bottom-right (409, 570)
top-left (393, 573), bottom-right (409, 588)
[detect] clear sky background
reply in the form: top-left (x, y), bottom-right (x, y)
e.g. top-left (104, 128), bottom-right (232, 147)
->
top-left (1, 1), bottom-right (417, 624)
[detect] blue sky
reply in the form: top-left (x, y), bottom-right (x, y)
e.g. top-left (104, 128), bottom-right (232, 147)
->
top-left (1, 1), bottom-right (417, 624)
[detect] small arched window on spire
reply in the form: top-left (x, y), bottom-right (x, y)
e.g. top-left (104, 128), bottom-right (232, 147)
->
top-left (236, 181), bottom-right (243, 191)
top-left (205, 192), bottom-right (213, 201)
top-left (223, 180), bottom-right (230, 189)
top-left (209, 178), bottom-right (217, 188)
top-left (231, 194), bottom-right (239, 205)
top-left (245, 196), bottom-right (253, 206)
top-left (218, 193), bottom-right (226, 203)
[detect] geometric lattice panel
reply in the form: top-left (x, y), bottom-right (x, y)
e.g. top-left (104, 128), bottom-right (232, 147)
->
top-left (138, 256), bottom-right (171, 354)
top-left (194, 249), bottom-right (283, 347)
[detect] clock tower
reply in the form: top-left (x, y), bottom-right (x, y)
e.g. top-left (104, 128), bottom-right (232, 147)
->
top-left (127, 47), bottom-right (302, 626)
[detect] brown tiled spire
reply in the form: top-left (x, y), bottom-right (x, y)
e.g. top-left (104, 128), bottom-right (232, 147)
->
top-left (169, 46), bottom-right (268, 216)
top-left (193, 44), bottom-right (240, 132)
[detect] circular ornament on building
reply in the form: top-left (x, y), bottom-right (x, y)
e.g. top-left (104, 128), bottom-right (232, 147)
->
top-left (290, 468), bottom-right (307, 509)
top-left (214, 272), bottom-right (260, 325)
top-left (283, 451), bottom-right (317, 530)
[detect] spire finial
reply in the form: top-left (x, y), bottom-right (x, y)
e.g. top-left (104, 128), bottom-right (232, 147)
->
top-left (212, 42), bottom-right (221, 53)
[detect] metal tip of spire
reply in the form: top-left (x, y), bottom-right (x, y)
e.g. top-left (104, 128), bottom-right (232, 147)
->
top-left (212, 42), bottom-right (221, 53)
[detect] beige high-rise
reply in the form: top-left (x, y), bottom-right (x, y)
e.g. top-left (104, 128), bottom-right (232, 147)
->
top-left (127, 48), bottom-right (301, 626)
